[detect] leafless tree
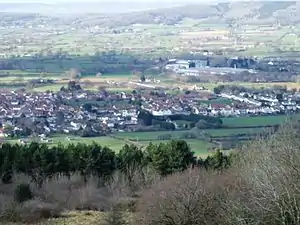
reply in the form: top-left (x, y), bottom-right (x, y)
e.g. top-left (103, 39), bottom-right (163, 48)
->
top-left (136, 168), bottom-right (226, 225)
top-left (222, 120), bottom-right (300, 225)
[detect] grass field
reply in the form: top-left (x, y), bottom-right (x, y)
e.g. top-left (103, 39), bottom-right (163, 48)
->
top-left (5, 113), bottom-right (294, 157)
top-left (222, 114), bottom-right (294, 127)
top-left (6, 134), bottom-right (213, 157)
top-left (114, 127), bottom-right (266, 140)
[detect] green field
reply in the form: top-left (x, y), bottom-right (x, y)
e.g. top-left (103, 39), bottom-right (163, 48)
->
top-left (222, 115), bottom-right (293, 127)
top-left (6, 135), bottom-right (213, 157)
top-left (6, 114), bottom-right (293, 157)
top-left (8, 135), bottom-right (125, 152)
top-left (114, 127), bottom-right (266, 140)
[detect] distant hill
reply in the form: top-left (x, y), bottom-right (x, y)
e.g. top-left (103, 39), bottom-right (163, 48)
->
top-left (99, 1), bottom-right (300, 26)
top-left (0, 1), bottom-right (299, 26)
top-left (0, 1), bottom-right (188, 14)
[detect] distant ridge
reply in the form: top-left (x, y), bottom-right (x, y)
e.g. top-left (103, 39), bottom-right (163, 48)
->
top-left (0, 1), bottom-right (299, 26)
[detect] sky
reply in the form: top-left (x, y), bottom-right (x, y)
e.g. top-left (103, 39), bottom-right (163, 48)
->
top-left (0, 0), bottom-right (212, 3)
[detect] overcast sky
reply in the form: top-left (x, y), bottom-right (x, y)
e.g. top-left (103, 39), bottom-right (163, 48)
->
top-left (0, 0), bottom-right (213, 3)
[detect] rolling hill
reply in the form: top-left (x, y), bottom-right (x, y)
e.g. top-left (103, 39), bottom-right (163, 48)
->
top-left (0, 1), bottom-right (299, 27)
top-left (98, 1), bottom-right (300, 27)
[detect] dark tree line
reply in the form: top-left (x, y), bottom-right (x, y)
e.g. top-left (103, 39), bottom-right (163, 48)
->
top-left (0, 140), bottom-right (231, 185)
top-left (138, 110), bottom-right (223, 128)
top-left (1, 51), bottom-right (299, 76)
top-left (0, 52), bottom-right (156, 75)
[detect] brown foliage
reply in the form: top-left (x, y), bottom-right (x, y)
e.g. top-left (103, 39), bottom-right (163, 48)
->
top-left (222, 121), bottom-right (300, 225)
top-left (0, 175), bottom-right (112, 223)
top-left (2, 122), bottom-right (300, 224)
top-left (137, 169), bottom-right (227, 225)
top-left (136, 121), bottom-right (300, 225)
top-left (35, 175), bottom-right (112, 211)
top-left (17, 199), bottom-right (62, 223)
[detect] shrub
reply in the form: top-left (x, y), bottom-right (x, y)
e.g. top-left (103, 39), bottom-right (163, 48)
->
top-left (103, 205), bottom-right (127, 225)
top-left (36, 175), bottom-right (111, 212)
top-left (0, 195), bottom-right (20, 222)
top-left (1, 171), bottom-right (13, 184)
top-left (179, 132), bottom-right (197, 139)
top-left (136, 169), bottom-right (226, 225)
top-left (157, 134), bottom-right (172, 140)
top-left (73, 185), bottom-right (110, 211)
top-left (14, 183), bottom-right (33, 203)
top-left (18, 199), bottom-right (62, 223)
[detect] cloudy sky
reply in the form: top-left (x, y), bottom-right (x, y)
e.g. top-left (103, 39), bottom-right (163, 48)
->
top-left (0, 0), bottom-right (213, 2)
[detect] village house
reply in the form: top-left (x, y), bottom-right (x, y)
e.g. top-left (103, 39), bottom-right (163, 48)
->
top-left (0, 82), bottom-right (299, 138)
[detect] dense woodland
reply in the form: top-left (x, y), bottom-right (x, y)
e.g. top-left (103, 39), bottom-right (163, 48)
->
top-left (0, 140), bottom-right (231, 186)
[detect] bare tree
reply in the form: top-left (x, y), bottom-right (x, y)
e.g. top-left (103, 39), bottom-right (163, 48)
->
top-left (136, 168), bottom-right (225, 225)
top-left (222, 121), bottom-right (300, 225)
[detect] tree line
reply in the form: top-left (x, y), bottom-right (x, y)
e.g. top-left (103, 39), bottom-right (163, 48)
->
top-left (0, 140), bottom-right (231, 186)
top-left (1, 51), bottom-right (297, 76)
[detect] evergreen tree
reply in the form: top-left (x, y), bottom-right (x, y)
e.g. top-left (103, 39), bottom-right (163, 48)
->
top-left (1, 143), bottom-right (17, 184)
top-left (146, 140), bottom-right (196, 176)
top-left (204, 150), bottom-right (231, 170)
top-left (89, 143), bottom-right (116, 181)
top-left (117, 144), bottom-right (145, 187)
top-left (55, 144), bottom-right (72, 178)
top-left (140, 73), bottom-right (146, 83)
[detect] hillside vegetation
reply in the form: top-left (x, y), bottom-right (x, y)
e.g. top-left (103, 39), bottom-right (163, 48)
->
top-left (1, 1), bottom-right (300, 26)
top-left (1, 122), bottom-right (300, 225)
top-left (54, 1), bottom-right (300, 26)
top-left (1, 1), bottom-right (300, 57)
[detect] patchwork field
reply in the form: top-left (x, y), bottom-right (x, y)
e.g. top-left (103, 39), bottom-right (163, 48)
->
top-left (222, 114), bottom-right (293, 127)
top-left (6, 113), bottom-right (294, 158)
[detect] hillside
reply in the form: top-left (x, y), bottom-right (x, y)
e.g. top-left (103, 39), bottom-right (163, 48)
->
top-left (0, 1), bottom-right (299, 58)
top-left (0, 1), bottom-right (299, 26)
top-left (98, 1), bottom-right (300, 27)
top-left (0, 1), bottom-right (188, 14)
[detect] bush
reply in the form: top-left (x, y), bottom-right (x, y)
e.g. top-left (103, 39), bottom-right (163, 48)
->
top-left (136, 169), bottom-right (226, 225)
top-left (18, 199), bottom-right (62, 223)
top-left (0, 195), bottom-right (19, 222)
top-left (179, 132), bottom-right (197, 139)
top-left (157, 134), bottom-right (172, 140)
top-left (35, 175), bottom-right (112, 212)
top-left (103, 205), bottom-right (127, 225)
top-left (14, 183), bottom-right (33, 203)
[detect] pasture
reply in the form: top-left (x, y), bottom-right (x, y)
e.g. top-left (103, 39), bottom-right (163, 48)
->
top-left (114, 127), bottom-right (266, 140)
top-left (4, 113), bottom-right (296, 158)
top-left (1, 17), bottom-right (299, 58)
top-left (222, 114), bottom-right (293, 127)
top-left (7, 135), bottom-right (213, 157)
